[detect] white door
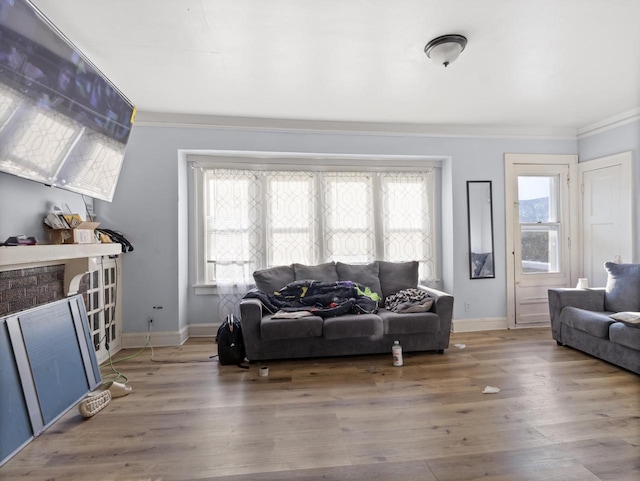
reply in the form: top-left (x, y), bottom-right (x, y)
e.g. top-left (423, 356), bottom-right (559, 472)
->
top-left (580, 152), bottom-right (634, 287)
top-left (506, 154), bottom-right (578, 328)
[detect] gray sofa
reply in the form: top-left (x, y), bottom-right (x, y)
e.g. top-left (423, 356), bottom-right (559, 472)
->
top-left (548, 262), bottom-right (640, 374)
top-left (239, 261), bottom-right (453, 361)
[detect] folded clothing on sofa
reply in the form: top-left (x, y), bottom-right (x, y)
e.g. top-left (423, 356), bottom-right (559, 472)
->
top-left (385, 288), bottom-right (434, 313)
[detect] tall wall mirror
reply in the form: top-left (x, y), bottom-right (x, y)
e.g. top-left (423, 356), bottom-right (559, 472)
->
top-left (467, 181), bottom-right (495, 279)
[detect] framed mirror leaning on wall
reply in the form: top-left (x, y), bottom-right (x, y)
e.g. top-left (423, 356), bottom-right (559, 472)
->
top-left (467, 180), bottom-right (495, 279)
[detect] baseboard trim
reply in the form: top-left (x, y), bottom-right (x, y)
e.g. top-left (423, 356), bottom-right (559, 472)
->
top-left (188, 323), bottom-right (219, 337)
top-left (122, 325), bottom-right (190, 348)
top-left (123, 318), bottom-right (507, 347)
top-left (452, 317), bottom-right (508, 333)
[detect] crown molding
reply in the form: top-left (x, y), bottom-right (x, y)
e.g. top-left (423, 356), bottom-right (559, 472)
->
top-left (134, 111), bottom-right (577, 140)
top-left (577, 107), bottom-right (640, 138)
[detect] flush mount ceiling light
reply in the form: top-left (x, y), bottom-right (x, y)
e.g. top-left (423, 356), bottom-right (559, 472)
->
top-left (424, 34), bottom-right (467, 67)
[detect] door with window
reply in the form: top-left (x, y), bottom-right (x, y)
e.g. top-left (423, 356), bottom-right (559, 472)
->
top-left (506, 155), bottom-right (577, 328)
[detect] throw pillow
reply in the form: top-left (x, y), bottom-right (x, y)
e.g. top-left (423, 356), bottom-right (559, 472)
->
top-left (253, 265), bottom-right (295, 294)
top-left (293, 262), bottom-right (339, 282)
top-left (604, 262), bottom-right (640, 312)
top-left (378, 261), bottom-right (419, 300)
top-left (609, 311), bottom-right (640, 327)
top-left (336, 262), bottom-right (383, 298)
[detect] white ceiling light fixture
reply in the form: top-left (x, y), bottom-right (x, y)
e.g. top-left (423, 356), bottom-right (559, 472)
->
top-left (424, 34), bottom-right (467, 67)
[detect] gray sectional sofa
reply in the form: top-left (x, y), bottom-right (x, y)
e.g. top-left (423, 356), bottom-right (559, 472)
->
top-left (239, 261), bottom-right (453, 361)
top-left (548, 262), bottom-right (640, 374)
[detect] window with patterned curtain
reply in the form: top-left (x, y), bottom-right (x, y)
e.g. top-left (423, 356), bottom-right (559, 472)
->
top-left (200, 167), bottom-right (437, 287)
top-left (322, 172), bottom-right (375, 263)
top-left (381, 172), bottom-right (435, 285)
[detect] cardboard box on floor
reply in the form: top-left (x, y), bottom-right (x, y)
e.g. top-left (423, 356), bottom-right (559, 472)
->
top-left (48, 221), bottom-right (100, 244)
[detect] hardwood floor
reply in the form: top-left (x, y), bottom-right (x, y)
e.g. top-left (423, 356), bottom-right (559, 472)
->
top-left (2, 328), bottom-right (638, 481)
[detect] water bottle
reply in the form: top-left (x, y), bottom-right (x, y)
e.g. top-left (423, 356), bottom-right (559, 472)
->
top-left (392, 340), bottom-right (403, 367)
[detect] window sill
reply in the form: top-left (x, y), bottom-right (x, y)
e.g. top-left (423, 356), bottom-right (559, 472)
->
top-left (193, 283), bottom-right (254, 296)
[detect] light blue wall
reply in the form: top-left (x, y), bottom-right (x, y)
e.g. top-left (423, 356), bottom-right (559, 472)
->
top-left (90, 125), bottom-right (576, 334)
top-left (577, 119), bottom-right (640, 261)
top-left (1, 123), bottom-right (584, 334)
top-left (4, 120), bottom-right (637, 336)
top-left (0, 173), bottom-right (92, 242)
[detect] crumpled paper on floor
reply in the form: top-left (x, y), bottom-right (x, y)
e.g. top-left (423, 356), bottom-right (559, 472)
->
top-left (482, 386), bottom-right (501, 394)
top-left (453, 343), bottom-right (466, 349)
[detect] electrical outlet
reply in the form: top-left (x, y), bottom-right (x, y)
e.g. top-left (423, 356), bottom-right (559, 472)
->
top-left (464, 302), bottom-right (471, 312)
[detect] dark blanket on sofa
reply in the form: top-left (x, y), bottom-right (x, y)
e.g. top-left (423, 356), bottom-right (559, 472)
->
top-left (243, 280), bottom-right (379, 318)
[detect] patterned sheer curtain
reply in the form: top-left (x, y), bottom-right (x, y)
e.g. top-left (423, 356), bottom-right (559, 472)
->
top-left (265, 172), bottom-right (317, 265)
top-left (203, 168), bottom-right (438, 296)
top-left (204, 169), bottom-right (261, 318)
top-left (381, 171), bottom-right (436, 286)
top-left (321, 172), bottom-right (375, 263)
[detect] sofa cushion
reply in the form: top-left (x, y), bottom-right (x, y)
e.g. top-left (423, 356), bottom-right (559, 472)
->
top-left (377, 308), bottom-right (440, 335)
top-left (560, 307), bottom-right (615, 339)
top-left (253, 265), bottom-right (295, 294)
top-left (293, 262), bottom-right (339, 282)
top-left (322, 313), bottom-right (383, 339)
top-left (260, 314), bottom-right (323, 340)
top-left (609, 322), bottom-right (640, 351)
top-left (604, 262), bottom-right (640, 312)
top-left (336, 262), bottom-right (382, 297)
top-left (377, 261), bottom-right (419, 300)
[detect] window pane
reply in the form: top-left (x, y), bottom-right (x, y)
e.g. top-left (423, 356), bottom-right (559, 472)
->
top-left (326, 179), bottom-right (370, 229)
top-left (323, 173), bottom-right (374, 260)
top-left (385, 181), bottom-right (424, 229)
top-left (266, 173), bottom-right (316, 265)
top-left (204, 170), bottom-right (261, 283)
top-left (207, 231), bottom-right (250, 262)
top-left (327, 232), bottom-right (373, 262)
top-left (213, 263), bottom-right (251, 283)
top-left (270, 232), bottom-right (314, 266)
top-left (518, 175), bottom-right (559, 223)
top-left (208, 177), bottom-right (251, 229)
top-left (268, 177), bottom-right (313, 229)
top-left (386, 233), bottom-right (429, 260)
top-left (521, 225), bottom-right (560, 273)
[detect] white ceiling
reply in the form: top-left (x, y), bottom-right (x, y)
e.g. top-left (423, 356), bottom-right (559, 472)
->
top-left (30, 0), bottom-right (640, 133)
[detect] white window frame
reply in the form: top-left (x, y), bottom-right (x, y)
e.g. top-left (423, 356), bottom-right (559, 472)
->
top-left (192, 151), bottom-right (443, 293)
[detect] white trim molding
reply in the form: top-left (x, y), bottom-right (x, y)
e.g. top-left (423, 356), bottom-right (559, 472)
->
top-left (122, 325), bottom-right (190, 349)
top-left (135, 111), bottom-right (578, 140)
top-left (578, 107), bottom-right (640, 138)
top-left (452, 317), bottom-right (508, 333)
top-left (188, 323), bottom-right (219, 338)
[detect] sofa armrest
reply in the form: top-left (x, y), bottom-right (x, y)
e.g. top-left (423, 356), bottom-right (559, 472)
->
top-left (547, 287), bottom-right (606, 342)
top-left (418, 285), bottom-right (454, 348)
top-left (239, 297), bottom-right (264, 360)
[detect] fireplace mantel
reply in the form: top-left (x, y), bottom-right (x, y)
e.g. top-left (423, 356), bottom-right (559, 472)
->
top-left (0, 244), bottom-right (121, 294)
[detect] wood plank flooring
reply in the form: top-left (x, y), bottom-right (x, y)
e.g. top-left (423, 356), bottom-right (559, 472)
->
top-left (1, 328), bottom-right (638, 481)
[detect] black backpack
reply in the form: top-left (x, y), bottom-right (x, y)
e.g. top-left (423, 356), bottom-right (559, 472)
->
top-left (215, 315), bottom-right (247, 367)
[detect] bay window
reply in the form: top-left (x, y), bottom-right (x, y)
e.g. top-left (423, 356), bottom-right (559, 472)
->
top-left (195, 161), bottom-right (438, 288)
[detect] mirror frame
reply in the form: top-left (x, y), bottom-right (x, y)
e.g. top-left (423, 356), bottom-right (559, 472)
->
top-left (467, 180), bottom-right (496, 279)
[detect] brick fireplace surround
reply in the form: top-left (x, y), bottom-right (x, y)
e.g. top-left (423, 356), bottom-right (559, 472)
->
top-left (0, 244), bottom-right (121, 317)
top-left (0, 265), bottom-right (68, 316)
